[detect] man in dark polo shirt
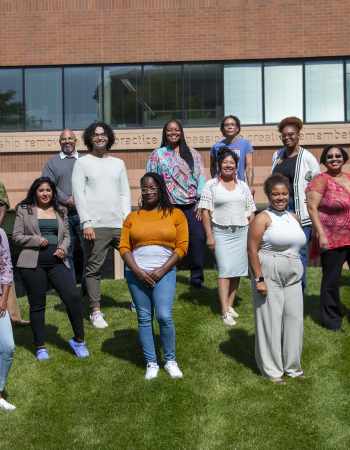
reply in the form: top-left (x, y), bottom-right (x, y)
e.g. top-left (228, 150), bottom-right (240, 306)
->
top-left (42, 129), bottom-right (83, 283)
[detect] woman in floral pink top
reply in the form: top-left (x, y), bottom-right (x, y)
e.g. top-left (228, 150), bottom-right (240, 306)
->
top-left (306, 145), bottom-right (350, 331)
top-left (147, 119), bottom-right (206, 288)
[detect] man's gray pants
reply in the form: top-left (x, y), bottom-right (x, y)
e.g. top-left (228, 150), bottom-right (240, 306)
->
top-left (83, 228), bottom-right (121, 310)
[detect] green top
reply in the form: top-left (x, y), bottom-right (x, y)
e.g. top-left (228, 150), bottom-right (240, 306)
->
top-left (38, 219), bottom-right (58, 245)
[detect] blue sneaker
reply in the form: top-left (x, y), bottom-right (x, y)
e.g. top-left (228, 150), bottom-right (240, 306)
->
top-left (36, 348), bottom-right (49, 361)
top-left (69, 339), bottom-right (89, 358)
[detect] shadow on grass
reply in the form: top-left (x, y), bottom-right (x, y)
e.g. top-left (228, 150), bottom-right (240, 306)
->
top-left (303, 294), bottom-right (321, 326)
top-left (102, 328), bottom-right (145, 368)
top-left (176, 274), bottom-right (218, 313)
top-left (304, 292), bottom-right (350, 327)
top-left (14, 323), bottom-right (72, 355)
top-left (219, 327), bottom-right (259, 375)
top-left (340, 272), bottom-right (350, 286)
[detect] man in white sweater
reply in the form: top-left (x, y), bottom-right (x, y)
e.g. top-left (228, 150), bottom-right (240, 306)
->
top-left (72, 122), bottom-right (131, 328)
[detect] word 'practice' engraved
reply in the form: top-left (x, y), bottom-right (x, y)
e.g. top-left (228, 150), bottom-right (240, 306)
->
top-left (0, 125), bottom-right (349, 153)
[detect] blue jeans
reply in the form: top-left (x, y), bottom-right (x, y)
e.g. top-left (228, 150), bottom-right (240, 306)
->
top-left (288, 200), bottom-right (311, 290)
top-left (68, 214), bottom-right (85, 284)
top-left (300, 225), bottom-right (312, 290)
top-left (125, 268), bottom-right (176, 364)
top-left (0, 311), bottom-right (15, 392)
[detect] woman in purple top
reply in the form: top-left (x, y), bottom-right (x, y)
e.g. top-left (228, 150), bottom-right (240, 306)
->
top-left (0, 228), bottom-right (16, 412)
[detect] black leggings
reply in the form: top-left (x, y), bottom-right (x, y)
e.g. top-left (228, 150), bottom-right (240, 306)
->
top-left (320, 246), bottom-right (350, 330)
top-left (20, 261), bottom-right (84, 347)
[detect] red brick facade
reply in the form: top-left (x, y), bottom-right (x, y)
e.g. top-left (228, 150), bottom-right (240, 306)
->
top-left (1, 0), bottom-right (350, 67)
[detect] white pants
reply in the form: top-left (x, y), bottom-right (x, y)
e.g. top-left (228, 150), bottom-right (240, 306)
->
top-left (252, 251), bottom-right (304, 379)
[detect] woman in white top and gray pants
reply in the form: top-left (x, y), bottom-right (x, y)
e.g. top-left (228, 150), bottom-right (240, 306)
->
top-left (199, 148), bottom-right (256, 326)
top-left (248, 174), bottom-right (306, 384)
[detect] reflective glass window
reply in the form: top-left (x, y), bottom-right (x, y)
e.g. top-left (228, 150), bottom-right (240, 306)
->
top-left (143, 65), bottom-right (182, 126)
top-left (264, 63), bottom-right (303, 123)
top-left (104, 65), bottom-right (141, 128)
top-left (224, 64), bottom-right (262, 124)
top-left (345, 62), bottom-right (350, 121)
top-left (0, 69), bottom-right (24, 131)
top-left (183, 63), bottom-right (223, 126)
top-left (305, 61), bottom-right (344, 122)
top-left (64, 67), bottom-right (102, 129)
top-left (25, 68), bottom-right (62, 130)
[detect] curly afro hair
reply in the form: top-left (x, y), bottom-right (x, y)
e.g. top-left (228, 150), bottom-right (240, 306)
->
top-left (278, 116), bottom-right (303, 133)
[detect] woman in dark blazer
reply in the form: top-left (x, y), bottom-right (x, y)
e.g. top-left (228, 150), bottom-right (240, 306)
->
top-left (13, 177), bottom-right (89, 360)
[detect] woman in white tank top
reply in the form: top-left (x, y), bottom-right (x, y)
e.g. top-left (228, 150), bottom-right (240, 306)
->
top-left (248, 174), bottom-right (306, 384)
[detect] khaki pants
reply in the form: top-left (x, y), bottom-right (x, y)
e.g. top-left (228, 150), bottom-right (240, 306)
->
top-left (252, 251), bottom-right (304, 379)
top-left (83, 228), bottom-right (121, 310)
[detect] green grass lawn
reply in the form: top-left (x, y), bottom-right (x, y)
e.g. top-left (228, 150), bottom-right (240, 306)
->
top-left (1, 268), bottom-right (350, 450)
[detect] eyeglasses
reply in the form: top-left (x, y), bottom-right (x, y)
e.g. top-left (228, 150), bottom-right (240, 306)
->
top-left (60, 137), bottom-right (76, 143)
top-left (223, 122), bottom-right (238, 128)
top-left (141, 188), bottom-right (159, 194)
top-left (280, 132), bottom-right (298, 139)
top-left (326, 154), bottom-right (343, 160)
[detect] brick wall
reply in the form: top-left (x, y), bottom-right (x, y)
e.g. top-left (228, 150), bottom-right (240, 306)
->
top-left (1, 0), bottom-right (350, 66)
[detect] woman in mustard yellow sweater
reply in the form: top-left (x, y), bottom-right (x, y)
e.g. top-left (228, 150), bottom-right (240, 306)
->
top-left (119, 172), bottom-right (189, 380)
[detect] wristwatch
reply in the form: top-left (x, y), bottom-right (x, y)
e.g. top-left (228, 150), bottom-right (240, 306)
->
top-left (254, 276), bottom-right (264, 283)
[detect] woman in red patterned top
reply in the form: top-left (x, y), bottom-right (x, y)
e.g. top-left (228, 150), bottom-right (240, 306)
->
top-left (306, 145), bottom-right (350, 331)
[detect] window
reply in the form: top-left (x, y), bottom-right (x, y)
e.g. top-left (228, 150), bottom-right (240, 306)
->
top-left (104, 65), bottom-right (142, 128)
top-left (183, 63), bottom-right (223, 126)
top-left (0, 69), bottom-right (24, 131)
top-left (305, 61), bottom-right (344, 122)
top-left (143, 65), bottom-right (182, 126)
top-left (25, 68), bottom-right (62, 130)
top-left (264, 63), bottom-right (303, 123)
top-left (345, 62), bottom-right (350, 121)
top-left (64, 67), bottom-right (102, 129)
top-left (224, 64), bottom-right (262, 124)
top-left (1, 60), bottom-right (349, 132)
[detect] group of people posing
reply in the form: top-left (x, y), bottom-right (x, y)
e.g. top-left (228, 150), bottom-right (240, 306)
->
top-left (1, 114), bottom-right (349, 410)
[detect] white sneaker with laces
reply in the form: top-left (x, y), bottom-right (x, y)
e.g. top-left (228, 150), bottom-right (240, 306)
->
top-left (164, 360), bottom-right (183, 379)
top-left (222, 313), bottom-right (236, 326)
top-left (145, 362), bottom-right (159, 380)
top-left (0, 398), bottom-right (16, 412)
top-left (90, 311), bottom-right (108, 329)
top-left (227, 306), bottom-right (239, 319)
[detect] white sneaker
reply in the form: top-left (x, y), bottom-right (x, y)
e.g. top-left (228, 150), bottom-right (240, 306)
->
top-left (222, 313), bottom-right (236, 326)
top-left (227, 306), bottom-right (239, 319)
top-left (90, 311), bottom-right (108, 329)
top-left (145, 362), bottom-right (159, 380)
top-left (0, 398), bottom-right (16, 412)
top-left (164, 360), bottom-right (183, 379)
